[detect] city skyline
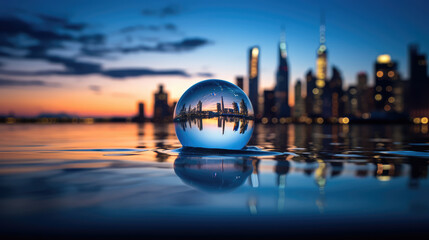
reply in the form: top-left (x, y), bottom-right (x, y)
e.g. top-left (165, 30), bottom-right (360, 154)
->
top-left (1, 0), bottom-right (429, 117)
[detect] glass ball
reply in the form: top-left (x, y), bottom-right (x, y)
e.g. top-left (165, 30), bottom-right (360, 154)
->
top-left (174, 79), bottom-right (254, 150)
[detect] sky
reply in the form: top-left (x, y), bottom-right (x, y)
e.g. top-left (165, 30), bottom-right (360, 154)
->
top-left (1, 0), bottom-right (428, 117)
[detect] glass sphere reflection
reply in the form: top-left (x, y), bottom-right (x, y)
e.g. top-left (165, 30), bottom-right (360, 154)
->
top-left (174, 79), bottom-right (254, 150)
top-left (174, 155), bottom-right (253, 192)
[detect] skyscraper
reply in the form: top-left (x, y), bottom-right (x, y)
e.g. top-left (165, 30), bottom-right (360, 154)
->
top-left (374, 54), bottom-right (398, 113)
top-left (275, 29), bottom-right (290, 117)
top-left (314, 14), bottom-right (328, 115)
top-left (329, 66), bottom-right (344, 118)
top-left (345, 86), bottom-right (358, 116)
top-left (248, 46), bottom-right (260, 117)
top-left (236, 76), bottom-right (244, 90)
top-left (305, 70), bottom-right (316, 116)
top-left (263, 90), bottom-right (276, 119)
top-left (153, 84), bottom-right (170, 122)
top-left (356, 72), bottom-right (369, 116)
top-left (137, 102), bottom-right (145, 123)
top-left (409, 44), bottom-right (429, 117)
top-left (294, 80), bottom-right (305, 118)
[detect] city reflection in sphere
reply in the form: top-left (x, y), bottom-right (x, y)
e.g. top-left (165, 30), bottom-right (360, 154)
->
top-left (174, 79), bottom-right (254, 150)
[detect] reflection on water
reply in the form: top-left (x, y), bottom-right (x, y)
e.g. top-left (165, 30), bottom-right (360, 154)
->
top-left (0, 123), bottom-right (429, 237)
top-left (174, 117), bottom-right (254, 150)
top-left (174, 154), bottom-right (252, 192)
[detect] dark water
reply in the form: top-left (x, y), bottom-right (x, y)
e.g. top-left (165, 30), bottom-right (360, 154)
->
top-left (0, 123), bottom-right (429, 238)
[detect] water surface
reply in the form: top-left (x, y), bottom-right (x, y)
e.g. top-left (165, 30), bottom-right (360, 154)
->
top-left (0, 123), bottom-right (428, 238)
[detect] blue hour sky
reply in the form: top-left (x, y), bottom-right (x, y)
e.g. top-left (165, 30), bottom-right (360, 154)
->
top-left (1, 0), bottom-right (428, 116)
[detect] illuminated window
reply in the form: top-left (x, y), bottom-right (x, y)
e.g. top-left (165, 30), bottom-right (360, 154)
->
top-left (312, 88), bottom-right (319, 95)
top-left (261, 117), bottom-right (269, 124)
top-left (376, 86), bottom-right (382, 92)
top-left (316, 79), bottom-right (325, 88)
top-left (384, 105), bottom-right (391, 111)
top-left (316, 117), bottom-right (324, 124)
top-left (386, 86), bottom-right (392, 92)
top-left (343, 117), bottom-right (350, 124)
top-left (272, 117), bottom-right (278, 124)
top-left (388, 71), bottom-right (395, 78)
top-left (413, 118), bottom-right (421, 124)
top-left (422, 117), bottom-right (428, 124)
top-left (252, 48), bottom-right (259, 57)
top-left (377, 71), bottom-right (383, 78)
top-left (388, 97), bottom-right (395, 103)
top-left (375, 94), bottom-right (382, 101)
top-left (377, 54), bottom-right (391, 63)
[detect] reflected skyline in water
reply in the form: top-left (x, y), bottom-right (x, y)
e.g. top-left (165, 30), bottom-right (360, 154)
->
top-left (0, 123), bottom-right (429, 237)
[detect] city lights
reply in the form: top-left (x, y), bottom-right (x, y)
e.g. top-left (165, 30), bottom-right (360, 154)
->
top-left (377, 54), bottom-right (391, 63)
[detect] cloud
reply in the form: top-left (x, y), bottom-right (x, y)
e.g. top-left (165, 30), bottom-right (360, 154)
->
top-left (36, 14), bottom-right (89, 31)
top-left (0, 78), bottom-right (60, 87)
top-left (89, 85), bottom-right (101, 93)
top-left (78, 37), bottom-right (211, 58)
top-left (0, 66), bottom-right (190, 79)
top-left (0, 12), bottom-right (211, 79)
top-left (141, 4), bottom-right (181, 17)
top-left (102, 68), bottom-right (190, 78)
top-left (118, 38), bottom-right (211, 53)
top-left (196, 72), bottom-right (214, 78)
top-left (120, 23), bottom-right (177, 33)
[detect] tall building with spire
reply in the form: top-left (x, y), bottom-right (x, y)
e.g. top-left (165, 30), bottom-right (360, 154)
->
top-left (248, 46), bottom-right (260, 117)
top-left (314, 14), bottom-right (327, 115)
top-left (275, 28), bottom-right (290, 117)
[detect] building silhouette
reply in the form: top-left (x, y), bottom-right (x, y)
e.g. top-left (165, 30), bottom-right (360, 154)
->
top-left (137, 102), bottom-right (145, 123)
top-left (409, 44), bottom-right (429, 117)
top-left (248, 46), bottom-right (260, 117)
top-left (275, 29), bottom-right (290, 117)
top-left (329, 66), bottom-right (344, 118)
top-left (153, 84), bottom-right (171, 122)
top-left (294, 80), bottom-right (305, 118)
top-left (314, 14), bottom-right (328, 116)
top-left (263, 90), bottom-right (276, 119)
top-left (232, 102), bottom-right (239, 114)
top-left (345, 86), bottom-right (358, 116)
top-left (240, 99), bottom-right (248, 116)
top-left (236, 76), bottom-right (244, 90)
top-left (305, 70), bottom-right (316, 116)
top-left (374, 54), bottom-right (399, 113)
top-left (356, 72), bottom-right (370, 116)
